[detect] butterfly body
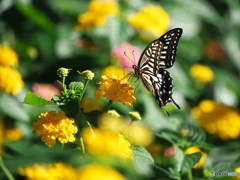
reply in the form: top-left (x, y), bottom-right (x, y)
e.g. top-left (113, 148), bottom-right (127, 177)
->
top-left (133, 28), bottom-right (182, 111)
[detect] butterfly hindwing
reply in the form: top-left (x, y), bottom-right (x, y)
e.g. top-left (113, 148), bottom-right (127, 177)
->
top-left (149, 70), bottom-right (180, 109)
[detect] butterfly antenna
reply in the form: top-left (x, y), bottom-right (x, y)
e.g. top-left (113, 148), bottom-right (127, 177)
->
top-left (132, 50), bottom-right (136, 65)
top-left (124, 51), bottom-right (135, 65)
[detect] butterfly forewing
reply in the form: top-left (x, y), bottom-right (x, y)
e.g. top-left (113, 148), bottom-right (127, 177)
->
top-left (158, 28), bottom-right (182, 68)
top-left (133, 28), bottom-right (182, 113)
top-left (138, 40), bottom-right (164, 75)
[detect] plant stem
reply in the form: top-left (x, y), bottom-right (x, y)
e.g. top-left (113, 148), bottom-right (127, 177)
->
top-left (187, 169), bottom-right (192, 180)
top-left (0, 156), bottom-right (15, 180)
top-left (79, 132), bottom-right (85, 154)
top-left (105, 100), bottom-right (113, 112)
top-left (62, 76), bottom-right (67, 94)
top-left (79, 79), bottom-right (89, 102)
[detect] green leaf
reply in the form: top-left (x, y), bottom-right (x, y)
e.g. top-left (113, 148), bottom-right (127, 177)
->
top-left (23, 92), bottom-right (56, 105)
top-left (69, 82), bottom-right (84, 94)
top-left (156, 130), bottom-right (180, 144)
top-left (14, 0), bottom-right (55, 33)
top-left (174, 145), bottom-right (185, 172)
top-left (59, 99), bottom-right (79, 119)
top-left (132, 145), bottom-right (154, 176)
top-left (184, 124), bottom-right (206, 142)
top-left (181, 153), bottom-right (202, 174)
top-left (132, 145), bottom-right (154, 164)
top-left (1, 94), bottom-right (30, 122)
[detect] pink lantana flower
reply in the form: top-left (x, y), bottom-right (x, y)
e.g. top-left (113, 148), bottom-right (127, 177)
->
top-left (32, 83), bottom-right (61, 100)
top-left (111, 42), bottom-right (141, 69)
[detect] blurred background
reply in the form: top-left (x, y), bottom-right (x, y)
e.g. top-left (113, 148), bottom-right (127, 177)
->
top-left (0, 0), bottom-right (240, 179)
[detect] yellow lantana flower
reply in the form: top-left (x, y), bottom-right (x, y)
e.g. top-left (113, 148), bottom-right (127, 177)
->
top-left (0, 45), bottom-right (18, 66)
top-left (82, 127), bottom-right (134, 160)
top-left (102, 65), bottom-right (125, 79)
top-left (75, 0), bottom-right (119, 30)
top-left (18, 162), bottom-right (78, 180)
top-left (99, 114), bottom-right (153, 147)
top-left (190, 64), bottom-right (214, 83)
top-left (77, 164), bottom-right (126, 180)
top-left (33, 111), bottom-right (78, 147)
top-left (191, 100), bottom-right (240, 140)
top-left (18, 162), bottom-right (126, 180)
top-left (4, 126), bottom-right (23, 141)
top-left (186, 146), bottom-right (208, 169)
top-left (94, 75), bottom-right (136, 107)
top-left (0, 65), bottom-right (24, 95)
top-left (234, 167), bottom-right (240, 179)
top-left (128, 4), bottom-right (170, 38)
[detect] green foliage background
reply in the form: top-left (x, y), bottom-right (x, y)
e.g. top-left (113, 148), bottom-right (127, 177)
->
top-left (0, 0), bottom-right (240, 179)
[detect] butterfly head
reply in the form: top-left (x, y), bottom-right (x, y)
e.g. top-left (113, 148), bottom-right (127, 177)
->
top-left (132, 64), bottom-right (140, 79)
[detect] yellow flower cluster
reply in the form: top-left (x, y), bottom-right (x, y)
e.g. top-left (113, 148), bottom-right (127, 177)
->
top-left (0, 45), bottom-right (24, 95)
top-left (186, 146), bottom-right (208, 169)
top-left (102, 65), bottom-right (125, 79)
top-left (190, 64), bottom-right (214, 83)
top-left (82, 127), bottom-right (134, 160)
top-left (234, 167), bottom-right (240, 179)
top-left (94, 75), bottom-right (136, 107)
top-left (75, 0), bottom-right (119, 30)
top-left (77, 164), bottom-right (126, 180)
top-left (0, 45), bottom-right (18, 66)
top-left (0, 65), bottom-right (24, 95)
top-left (33, 111), bottom-right (78, 147)
top-left (128, 4), bottom-right (170, 38)
top-left (18, 162), bottom-right (126, 180)
top-left (18, 162), bottom-right (78, 180)
top-left (99, 113), bottom-right (152, 147)
top-left (191, 100), bottom-right (240, 140)
top-left (4, 126), bottom-right (23, 141)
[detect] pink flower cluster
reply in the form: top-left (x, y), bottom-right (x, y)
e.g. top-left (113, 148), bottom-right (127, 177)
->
top-left (111, 42), bottom-right (141, 70)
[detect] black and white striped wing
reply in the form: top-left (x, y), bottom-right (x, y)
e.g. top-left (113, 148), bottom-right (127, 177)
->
top-left (138, 28), bottom-right (182, 73)
top-left (133, 28), bottom-right (182, 112)
top-left (149, 70), bottom-right (180, 109)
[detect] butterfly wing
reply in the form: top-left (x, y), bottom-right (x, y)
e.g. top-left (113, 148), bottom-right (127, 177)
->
top-left (150, 69), bottom-right (180, 109)
top-left (157, 28), bottom-right (182, 68)
top-left (138, 28), bottom-right (182, 72)
top-left (134, 28), bottom-right (182, 110)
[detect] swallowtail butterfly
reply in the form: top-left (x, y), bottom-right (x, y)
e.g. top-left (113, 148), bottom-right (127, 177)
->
top-left (132, 28), bottom-right (182, 115)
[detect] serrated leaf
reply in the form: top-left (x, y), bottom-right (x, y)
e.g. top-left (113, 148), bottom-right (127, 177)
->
top-left (69, 82), bottom-right (84, 93)
top-left (132, 145), bottom-right (154, 176)
top-left (179, 124), bottom-right (206, 142)
top-left (181, 153), bottom-right (202, 174)
top-left (156, 130), bottom-right (180, 144)
top-left (23, 92), bottom-right (56, 105)
top-left (132, 145), bottom-right (154, 164)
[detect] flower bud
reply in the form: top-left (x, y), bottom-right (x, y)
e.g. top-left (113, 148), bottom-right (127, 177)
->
top-left (79, 70), bottom-right (94, 80)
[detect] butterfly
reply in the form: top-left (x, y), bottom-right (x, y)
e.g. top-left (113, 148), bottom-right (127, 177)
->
top-left (132, 28), bottom-right (183, 115)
